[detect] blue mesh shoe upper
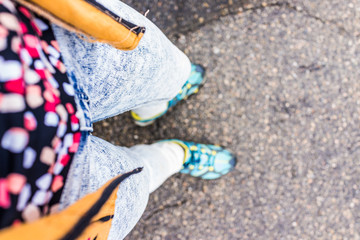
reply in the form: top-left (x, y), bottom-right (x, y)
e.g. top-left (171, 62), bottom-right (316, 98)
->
top-left (161, 139), bottom-right (236, 180)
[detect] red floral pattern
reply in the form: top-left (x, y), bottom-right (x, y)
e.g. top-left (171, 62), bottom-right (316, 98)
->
top-left (0, 0), bottom-right (81, 228)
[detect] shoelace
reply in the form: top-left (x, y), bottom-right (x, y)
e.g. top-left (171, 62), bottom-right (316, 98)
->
top-left (185, 144), bottom-right (217, 172)
top-left (168, 69), bottom-right (201, 108)
top-left (168, 83), bottom-right (195, 107)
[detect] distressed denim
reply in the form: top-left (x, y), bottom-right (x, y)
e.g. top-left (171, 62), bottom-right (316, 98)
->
top-left (52, 0), bottom-right (191, 239)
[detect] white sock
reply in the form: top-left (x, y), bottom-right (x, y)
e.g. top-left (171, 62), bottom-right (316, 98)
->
top-left (132, 101), bottom-right (168, 119)
top-left (130, 142), bottom-right (184, 193)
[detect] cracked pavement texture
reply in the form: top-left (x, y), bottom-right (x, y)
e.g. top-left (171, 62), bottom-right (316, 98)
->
top-left (93, 0), bottom-right (360, 239)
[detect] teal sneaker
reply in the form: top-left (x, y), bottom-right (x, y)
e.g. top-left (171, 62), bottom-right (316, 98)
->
top-left (131, 64), bottom-right (206, 126)
top-left (162, 139), bottom-right (236, 180)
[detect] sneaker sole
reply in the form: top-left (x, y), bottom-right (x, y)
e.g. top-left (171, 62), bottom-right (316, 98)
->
top-left (134, 119), bottom-right (155, 127)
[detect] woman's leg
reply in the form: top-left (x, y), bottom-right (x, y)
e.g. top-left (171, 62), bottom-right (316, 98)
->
top-left (60, 135), bottom-right (184, 240)
top-left (52, 0), bottom-right (191, 124)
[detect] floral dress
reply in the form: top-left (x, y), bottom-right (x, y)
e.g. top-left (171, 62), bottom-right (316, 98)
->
top-left (0, 1), bottom-right (81, 229)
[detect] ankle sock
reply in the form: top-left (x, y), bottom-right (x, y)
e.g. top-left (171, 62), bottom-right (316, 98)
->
top-left (132, 101), bottom-right (168, 120)
top-left (130, 141), bottom-right (184, 193)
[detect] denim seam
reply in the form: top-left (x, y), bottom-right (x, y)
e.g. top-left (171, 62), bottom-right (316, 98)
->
top-left (68, 72), bottom-right (93, 132)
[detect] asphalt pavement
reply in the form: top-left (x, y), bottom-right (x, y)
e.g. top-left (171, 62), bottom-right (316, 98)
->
top-left (93, 0), bottom-right (360, 239)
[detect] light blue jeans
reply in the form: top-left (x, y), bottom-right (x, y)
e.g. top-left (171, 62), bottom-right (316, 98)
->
top-left (52, 1), bottom-right (191, 239)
